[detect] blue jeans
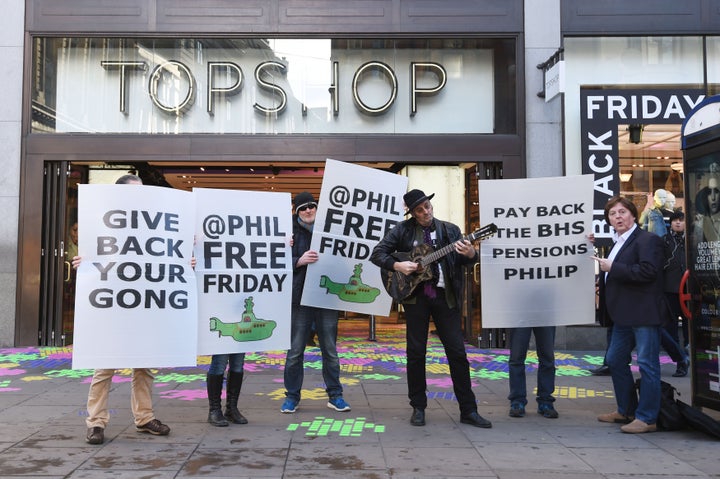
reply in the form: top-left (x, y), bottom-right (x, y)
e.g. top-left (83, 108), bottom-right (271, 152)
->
top-left (283, 304), bottom-right (342, 401)
top-left (208, 353), bottom-right (245, 375)
top-left (508, 327), bottom-right (556, 406)
top-left (606, 324), bottom-right (661, 424)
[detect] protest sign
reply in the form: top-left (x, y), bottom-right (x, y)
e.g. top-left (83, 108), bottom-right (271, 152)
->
top-left (479, 175), bottom-right (595, 328)
top-left (72, 184), bottom-right (197, 369)
top-left (301, 159), bottom-right (408, 316)
top-left (194, 188), bottom-right (292, 355)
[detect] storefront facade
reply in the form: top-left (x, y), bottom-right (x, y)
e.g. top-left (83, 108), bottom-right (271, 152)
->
top-left (7, 1), bottom-right (716, 348)
top-left (9, 0), bottom-right (528, 347)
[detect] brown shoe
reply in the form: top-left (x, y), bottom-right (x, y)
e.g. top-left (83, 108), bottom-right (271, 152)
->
top-left (86, 426), bottom-right (104, 445)
top-left (136, 419), bottom-right (170, 436)
top-left (621, 419), bottom-right (657, 434)
top-left (597, 411), bottom-right (633, 424)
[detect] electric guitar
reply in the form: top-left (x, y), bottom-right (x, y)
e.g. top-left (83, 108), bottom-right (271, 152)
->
top-left (381, 223), bottom-right (497, 302)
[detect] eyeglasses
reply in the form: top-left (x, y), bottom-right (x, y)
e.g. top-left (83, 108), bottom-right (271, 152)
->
top-left (297, 202), bottom-right (317, 213)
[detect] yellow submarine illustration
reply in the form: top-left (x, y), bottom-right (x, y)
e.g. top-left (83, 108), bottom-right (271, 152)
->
top-left (319, 263), bottom-right (381, 303)
top-left (209, 296), bottom-right (277, 342)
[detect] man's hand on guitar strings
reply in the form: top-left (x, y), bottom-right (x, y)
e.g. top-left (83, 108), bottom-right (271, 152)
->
top-left (393, 261), bottom-right (419, 276)
top-left (454, 239), bottom-right (476, 258)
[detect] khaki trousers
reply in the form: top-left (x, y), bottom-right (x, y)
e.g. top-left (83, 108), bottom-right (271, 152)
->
top-left (85, 368), bottom-right (155, 428)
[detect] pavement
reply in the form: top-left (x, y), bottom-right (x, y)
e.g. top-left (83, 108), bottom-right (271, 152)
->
top-left (0, 320), bottom-right (717, 479)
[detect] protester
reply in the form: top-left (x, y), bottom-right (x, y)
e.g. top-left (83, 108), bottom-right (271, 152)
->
top-left (592, 195), bottom-right (664, 434)
top-left (281, 192), bottom-right (350, 414)
top-left (663, 210), bottom-right (690, 373)
top-left (508, 327), bottom-right (558, 419)
top-left (206, 354), bottom-right (248, 426)
top-left (370, 189), bottom-right (491, 428)
top-left (75, 174), bottom-right (171, 445)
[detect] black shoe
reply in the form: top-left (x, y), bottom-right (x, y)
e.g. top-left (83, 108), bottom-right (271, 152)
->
top-left (508, 402), bottom-right (526, 418)
top-left (208, 409), bottom-right (229, 427)
top-left (672, 360), bottom-right (689, 377)
top-left (537, 403), bottom-right (559, 419)
top-left (460, 411), bottom-right (492, 428)
top-left (410, 408), bottom-right (425, 426)
top-left (86, 426), bottom-right (104, 445)
top-left (590, 365), bottom-right (611, 376)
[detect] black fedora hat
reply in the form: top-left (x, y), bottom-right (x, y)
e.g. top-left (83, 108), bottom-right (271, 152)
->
top-left (403, 189), bottom-right (435, 214)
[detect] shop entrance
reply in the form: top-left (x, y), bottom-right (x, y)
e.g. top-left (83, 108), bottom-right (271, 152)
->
top-left (38, 163), bottom-right (86, 346)
top-left (37, 160), bottom-right (410, 346)
top-left (465, 162), bottom-right (504, 347)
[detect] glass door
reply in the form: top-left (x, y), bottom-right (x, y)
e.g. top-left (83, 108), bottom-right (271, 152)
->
top-left (39, 162), bottom-right (85, 346)
top-left (466, 162), bottom-right (505, 347)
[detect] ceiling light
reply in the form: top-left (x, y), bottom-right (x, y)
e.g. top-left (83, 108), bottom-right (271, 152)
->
top-left (619, 172), bottom-right (632, 182)
top-left (670, 162), bottom-right (684, 172)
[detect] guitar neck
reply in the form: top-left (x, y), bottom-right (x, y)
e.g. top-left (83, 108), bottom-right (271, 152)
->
top-left (419, 232), bottom-right (473, 267)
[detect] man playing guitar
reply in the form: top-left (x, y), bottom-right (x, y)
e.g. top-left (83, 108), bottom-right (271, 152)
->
top-left (370, 189), bottom-right (492, 429)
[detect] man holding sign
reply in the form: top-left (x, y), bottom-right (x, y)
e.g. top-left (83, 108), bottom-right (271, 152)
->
top-left (281, 192), bottom-right (350, 414)
top-left (371, 189), bottom-right (492, 429)
top-left (75, 175), bottom-right (172, 445)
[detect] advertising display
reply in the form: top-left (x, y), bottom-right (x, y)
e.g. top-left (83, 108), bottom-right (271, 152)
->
top-left (682, 95), bottom-right (720, 411)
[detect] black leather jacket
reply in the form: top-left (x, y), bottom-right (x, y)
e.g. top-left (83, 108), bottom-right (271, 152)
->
top-left (370, 216), bottom-right (477, 304)
top-left (291, 215), bottom-right (313, 305)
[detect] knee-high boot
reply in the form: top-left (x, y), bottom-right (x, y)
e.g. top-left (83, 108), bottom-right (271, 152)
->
top-left (224, 371), bottom-right (248, 424)
top-left (206, 374), bottom-right (228, 427)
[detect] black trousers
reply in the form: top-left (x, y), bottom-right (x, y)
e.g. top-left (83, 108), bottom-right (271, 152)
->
top-left (403, 290), bottom-right (477, 415)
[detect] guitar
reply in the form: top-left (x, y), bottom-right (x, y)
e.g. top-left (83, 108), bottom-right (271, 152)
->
top-left (381, 223), bottom-right (497, 302)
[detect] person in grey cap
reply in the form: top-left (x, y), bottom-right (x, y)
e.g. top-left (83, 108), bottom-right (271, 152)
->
top-left (370, 189), bottom-right (492, 428)
top-left (280, 191), bottom-right (351, 414)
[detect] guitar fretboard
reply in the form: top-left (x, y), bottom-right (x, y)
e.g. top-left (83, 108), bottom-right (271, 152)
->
top-left (418, 227), bottom-right (493, 268)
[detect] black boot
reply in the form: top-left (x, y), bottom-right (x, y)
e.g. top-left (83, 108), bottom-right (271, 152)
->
top-left (224, 371), bottom-right (248, 424)
top-left (206, 374), bottom-right (228, 427)
top-left (673, 359), bottom-right (689, 377)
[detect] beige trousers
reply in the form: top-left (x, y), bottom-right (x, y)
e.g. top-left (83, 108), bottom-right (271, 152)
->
top-left (85, 368), bottom-right (155, 428)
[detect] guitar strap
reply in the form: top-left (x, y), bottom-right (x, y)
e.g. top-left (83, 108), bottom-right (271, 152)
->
top-left (421, 226), bottom-right (439, 298)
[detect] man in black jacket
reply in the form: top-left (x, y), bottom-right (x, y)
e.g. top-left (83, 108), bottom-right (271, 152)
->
top-left (593, 195), bottom-right (664, 434)
top-left (370, 189), bottom-right (491, 428)
top-left (281, 192), bottom-right (350, 414)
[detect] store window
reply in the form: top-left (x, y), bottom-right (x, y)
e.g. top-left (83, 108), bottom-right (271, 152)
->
top-left (563, 36), bottom-right (718, 239)
top-left (31, 37), bottom-right (516, 135)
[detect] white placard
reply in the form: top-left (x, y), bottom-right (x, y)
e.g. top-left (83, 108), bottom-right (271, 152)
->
top-left (301, 159), bottom-right (408, 316)
top-left (194, 188), bottom-right (293, 355)
top-left (72, 184), bottom-right (197, 369)
top-left (479, 175), bottom-right (596, 328)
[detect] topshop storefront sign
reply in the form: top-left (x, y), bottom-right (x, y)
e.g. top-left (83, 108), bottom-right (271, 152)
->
top-left (55, 47), bottom-right (495, 134)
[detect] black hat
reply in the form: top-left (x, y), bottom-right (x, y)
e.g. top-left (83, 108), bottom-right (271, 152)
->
top-left (294, 191), bottom-right (316, 212)
top-left (669, 211), bottom-right (685, 222)
top-left (403, 189), bottom-right (435, 215)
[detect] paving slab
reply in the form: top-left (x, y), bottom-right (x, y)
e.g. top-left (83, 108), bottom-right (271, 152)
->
top-left (0, 324), bottom-right (715, 478)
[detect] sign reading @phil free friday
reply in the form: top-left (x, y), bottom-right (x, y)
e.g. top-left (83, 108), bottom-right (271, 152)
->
top-left (194, 188), bottom-right (292, 356)
top-left (301, 159), bottom-right (408, 316)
